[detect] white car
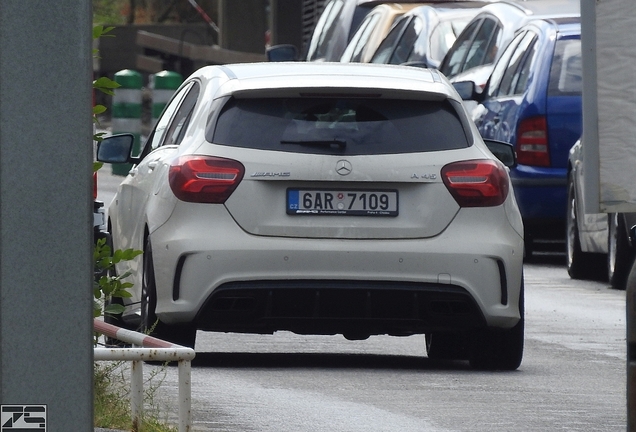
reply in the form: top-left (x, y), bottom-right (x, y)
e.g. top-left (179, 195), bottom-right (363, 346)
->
top-left (98, 62), bottom-right (525, 370)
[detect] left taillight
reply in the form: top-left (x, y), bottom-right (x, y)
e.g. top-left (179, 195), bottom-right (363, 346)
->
top-left (441, 159), bottom-right (510, 207)
top-left (169, 155), bottom-right (245, 203)
top-left (516, 116), bottom-right (550, 167)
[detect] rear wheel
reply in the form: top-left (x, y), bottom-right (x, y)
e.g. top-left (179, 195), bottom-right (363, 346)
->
top-left (566, 176), bottom-right (604, 279)
top-left (141, 237), bottom-right (197, 348)
top-left (608, 213), bottom-right (634, 290)
top-left (468, 280), bottom-right (524, 371)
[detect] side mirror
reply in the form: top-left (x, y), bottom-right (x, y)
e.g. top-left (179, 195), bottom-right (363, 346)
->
top-left (97, 134), bottom-right (135, 164)
top-left (453, 81), bottom-right (478, 101)
top-left (266, 44), bottom-right (298, 62)
top-left (484, 139), bottom-right (516, 168)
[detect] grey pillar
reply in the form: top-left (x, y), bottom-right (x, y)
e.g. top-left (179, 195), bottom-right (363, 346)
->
top-left (0, 1), bottom-right (94, 431)
top-left (269, 0), bottom-right (303, 51)
top-left (218, 0), bottom-right (268, 53)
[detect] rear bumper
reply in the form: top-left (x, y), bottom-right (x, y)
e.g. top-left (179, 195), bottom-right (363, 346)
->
top-left (147, 204), bottom-right (524, 334)
top-left (511, 165), bottom-right (567, 225)
top-left (195, 280), bottom-right (486, 337)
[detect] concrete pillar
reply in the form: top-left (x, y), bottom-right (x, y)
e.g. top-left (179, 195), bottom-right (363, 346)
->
top-left (0, 1), bottom-right (93, 430)
top-left (269, 0), bottom-right (303, 51)
top-left (218, 0), bottom-right (268, 53)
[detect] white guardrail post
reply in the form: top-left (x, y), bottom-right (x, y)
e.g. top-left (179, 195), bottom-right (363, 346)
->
top-left (93, 320), bottom-right (196, 432)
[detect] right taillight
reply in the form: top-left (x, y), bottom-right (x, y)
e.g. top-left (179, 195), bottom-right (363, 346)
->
top-left (441, 159), bottom-right (510, 207)
top-left (516, 116), bottom-right (550, 167)
top-left (169, 155), bottom-right (245, 203)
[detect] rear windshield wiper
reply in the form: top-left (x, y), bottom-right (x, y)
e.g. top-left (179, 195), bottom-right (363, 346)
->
top-left (281, 139), bottom-right (347, 149)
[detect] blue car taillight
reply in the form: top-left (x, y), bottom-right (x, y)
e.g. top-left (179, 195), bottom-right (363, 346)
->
top-left (516, 116), bottom-right (550, 167)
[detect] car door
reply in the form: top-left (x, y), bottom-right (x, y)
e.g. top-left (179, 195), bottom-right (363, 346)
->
top-left (113, 81), bottom-right (200, 264)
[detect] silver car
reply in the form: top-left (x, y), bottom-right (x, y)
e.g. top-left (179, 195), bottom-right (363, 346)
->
top-left (98, 62), bottom-right (525, 370)
top-left (566, 137), bottom-right (636, 289)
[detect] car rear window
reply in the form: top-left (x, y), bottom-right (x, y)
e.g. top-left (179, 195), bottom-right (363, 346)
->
top-left (209, 97), bottom-right (470, 155)
top-left (549, 38), bottom-right (581, 96)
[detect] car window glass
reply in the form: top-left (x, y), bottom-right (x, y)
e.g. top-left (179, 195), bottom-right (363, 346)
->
top-left (498, 32), bottom-right (535, 97)
top-left (513, 34), bottom-right (538, 94)
top-left (389, 17), bottom-right (421, 65)
top-left (440, 19), bottom-right (481, 76)
top-left (146, 82), bottom-right (194, 152)
top-left (462, 18), bottom-right (499, 72)
top-left (349, 5), bottom-right (374, 41)
top-left (163, 82), bottom-right (200, 146)
top-left (370, 17), bottom-right (410, 64)
top-left (341, 12), bottom-right (380, 62)
top-left (549, 38), bottom-right (582, 95)
top-left (425, 19), bottom-right (468, 65)
top-left (487, 31), bottom-right (525, 98)
top-left (210, 97), bottom-right (469, 155)
top-left (307, 0), bottom-right (344, 61)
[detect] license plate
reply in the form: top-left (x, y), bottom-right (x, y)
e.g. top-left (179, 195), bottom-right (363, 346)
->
top-left (287, 189), bottom-right (398, 216)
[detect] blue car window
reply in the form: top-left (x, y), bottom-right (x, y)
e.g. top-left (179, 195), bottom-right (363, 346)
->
top-left (487, 31), bottom-right (526, 98)
top-left (498, 32), bottom-right (536, 97)
top-left (549, 38), bottom-right (582, 95)
top-left (513, 35), bottom-right (538, 95)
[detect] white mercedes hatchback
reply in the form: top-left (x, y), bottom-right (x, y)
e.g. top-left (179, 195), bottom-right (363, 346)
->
top-left (98, 62), bottom-right (525, 370)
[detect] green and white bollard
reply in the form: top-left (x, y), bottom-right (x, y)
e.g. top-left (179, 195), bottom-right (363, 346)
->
top-left (111, 69), bottom-right (142, 176)
top-left (151, 70), bottom-right (183, 128)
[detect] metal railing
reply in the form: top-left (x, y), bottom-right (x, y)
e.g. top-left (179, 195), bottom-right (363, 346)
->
top-left (94, 320), bottom-right (196, 432)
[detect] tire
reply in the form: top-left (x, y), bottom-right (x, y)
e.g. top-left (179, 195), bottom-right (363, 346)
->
top-left (425, 332), bottom-right (469, 361)
top-left (468, 279), bottom-right (524, 371)
top-left (141, 237), bottom-right (197, 348)
top-left (566, 176), bottom-right (605, 279)
top-left (608, 213), bottom-right (635, 290)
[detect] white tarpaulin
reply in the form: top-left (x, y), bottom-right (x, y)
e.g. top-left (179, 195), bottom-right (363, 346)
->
top-left (583, 0), bottom-right (636, 213)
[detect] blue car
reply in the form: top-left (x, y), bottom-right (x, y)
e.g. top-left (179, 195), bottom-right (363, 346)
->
top-left (457, 16), bottom-right (581, 254)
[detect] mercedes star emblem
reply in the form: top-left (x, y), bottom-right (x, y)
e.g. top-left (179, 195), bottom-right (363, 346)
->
top-left (336, 160), bottom-right (352, 176)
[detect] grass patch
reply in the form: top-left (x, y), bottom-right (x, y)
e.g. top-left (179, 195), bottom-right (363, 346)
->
top-left (94, 361), bottom-right (178, 432)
